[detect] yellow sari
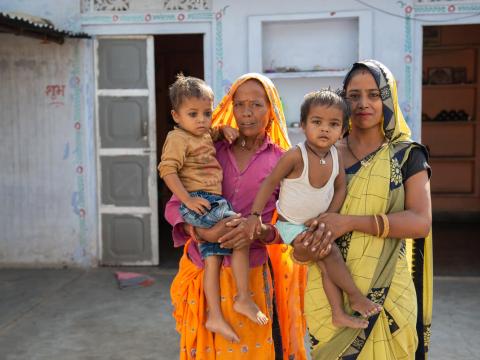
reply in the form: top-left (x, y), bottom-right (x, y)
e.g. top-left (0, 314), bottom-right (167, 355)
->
top-left (171, 73), bottom-right (308, 360)
top-left (304, 61), bottom-right (433, 359)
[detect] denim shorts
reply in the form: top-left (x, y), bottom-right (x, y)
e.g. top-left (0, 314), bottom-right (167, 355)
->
top-left (198, 242), bottom-right (232, 258)
top-left (179, 191), bottom-right (237, 228)
top-left (275, 220), bottom-right (307, 245)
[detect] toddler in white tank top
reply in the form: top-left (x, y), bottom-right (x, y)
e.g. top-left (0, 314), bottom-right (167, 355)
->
top-left (246, 89), bottom-right (382, 329)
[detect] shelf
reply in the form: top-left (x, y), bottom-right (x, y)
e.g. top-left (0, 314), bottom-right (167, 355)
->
top-left (263, 70), bottom-right (348, 79)
top-left (423, 84), bottom-right (476, 89)
top-left (429, 156), bottom-right (476, 161)
top-left (422, 120), bottom-right (476, 125)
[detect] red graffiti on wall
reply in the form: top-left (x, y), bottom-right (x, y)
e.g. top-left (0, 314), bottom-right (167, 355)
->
top-left (45, 84), bottom-right (66, 107)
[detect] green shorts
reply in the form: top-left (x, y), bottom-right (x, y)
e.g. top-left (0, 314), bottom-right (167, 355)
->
top-left (275, 220), bottom-right (307, 245)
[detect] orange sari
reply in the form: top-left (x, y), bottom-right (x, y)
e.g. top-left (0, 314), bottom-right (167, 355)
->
top-left (169, 73), bottom-right (307, 359)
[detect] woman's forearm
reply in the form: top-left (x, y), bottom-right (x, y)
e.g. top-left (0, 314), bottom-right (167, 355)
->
top-left (347, 210), bottom-right (431, 240)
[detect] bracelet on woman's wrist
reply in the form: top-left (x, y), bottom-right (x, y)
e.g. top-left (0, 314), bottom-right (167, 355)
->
top-left (378, 213), bottom-right (390, 238)
top-left (289, 249), bottom-right (310, 265)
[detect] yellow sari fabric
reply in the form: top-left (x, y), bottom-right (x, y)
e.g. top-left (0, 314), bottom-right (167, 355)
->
top-left (171, 73), bottom-right (307, 359)
top-left (304, 60), bottom-right (433, 359)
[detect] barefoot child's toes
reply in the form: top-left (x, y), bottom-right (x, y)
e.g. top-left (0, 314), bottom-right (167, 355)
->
top-left (234, 297), bottom-right (269, 325)
top-left (350, 294), bottom-right (382, 318)
top-left (256, 310), bottom-right (269, 325)
top-left (205, 317), bottom-right (240, 343)
top-left (332, 312), bottom-right (369, 329)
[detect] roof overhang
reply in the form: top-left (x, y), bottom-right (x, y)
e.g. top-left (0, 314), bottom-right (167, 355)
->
top-left (0, 12), bottom-right (90, 44)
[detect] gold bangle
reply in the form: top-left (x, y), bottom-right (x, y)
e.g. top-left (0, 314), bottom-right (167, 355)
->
top-left (379, 213), bottom-right (390, 238)
top-left (373, 215), bottom-right (380, 237)
top-left (289, 249), bottom-right (310, 265)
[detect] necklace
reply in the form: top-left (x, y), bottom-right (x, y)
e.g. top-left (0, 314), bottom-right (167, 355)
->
top-left (304, 142), bottom-right (329, 165)
top-left (346, 136), bottom-right (383, 167)
top-left (238, 137), bottom-right (261, 151)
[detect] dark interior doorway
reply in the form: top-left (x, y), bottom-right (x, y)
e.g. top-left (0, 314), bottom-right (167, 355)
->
top-left (422, 24), bottom-right (480, 276)
top-left (154, 34), bottom-right (204, 267)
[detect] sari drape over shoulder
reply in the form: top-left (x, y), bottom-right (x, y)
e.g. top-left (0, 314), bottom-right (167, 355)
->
top-left (169, 73), bottom-right (308, 360)
top-left (304, 60), bottom-right (433, 360)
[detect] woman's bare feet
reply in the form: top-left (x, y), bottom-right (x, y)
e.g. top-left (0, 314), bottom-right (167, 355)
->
top-left (332, 311), bottom-right (369, 329)
top-left (233, 295), bottom-right (269, 325)
top-left (205, 315), bottom-right (240, 343)
top-left (349, 293), bottom-right (383, 318)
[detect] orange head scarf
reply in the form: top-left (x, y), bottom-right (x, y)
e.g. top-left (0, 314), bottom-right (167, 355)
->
top-left (212, 73), bottom-right (291, 151)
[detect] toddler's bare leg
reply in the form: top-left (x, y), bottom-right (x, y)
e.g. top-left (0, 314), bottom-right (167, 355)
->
top-left (317, 261), bottom-right (368, 329)
top-left (321, 245), bottom-right (382, 317)
top-left (231, 246), bottom-right (268, 325)
top-left (204, 255), bottom-right (240, 342)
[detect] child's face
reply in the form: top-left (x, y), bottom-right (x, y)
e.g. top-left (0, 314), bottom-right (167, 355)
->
top-left (302, 105), bottom-right (344, 150)
top-left (171, 96), bottom-right (213, 136)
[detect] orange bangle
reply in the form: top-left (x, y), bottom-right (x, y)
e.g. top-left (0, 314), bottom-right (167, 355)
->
top-left (379, 213), bottom-right (390, 238)
top-left (373, 215), bottom-right (380, 237)
top-left (258, 224), bottom-right (277, 245)
top-left (289, 249), bottom-right (310, 265)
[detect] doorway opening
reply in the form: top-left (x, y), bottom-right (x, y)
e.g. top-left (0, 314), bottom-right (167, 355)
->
top-left (154, 34), bottom-right (205, 267)
top-left (422, 24), bottom-right (480, 275)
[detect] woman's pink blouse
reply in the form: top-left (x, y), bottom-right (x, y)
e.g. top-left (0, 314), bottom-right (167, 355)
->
top-left (164, 138), bottom-right (284, 268)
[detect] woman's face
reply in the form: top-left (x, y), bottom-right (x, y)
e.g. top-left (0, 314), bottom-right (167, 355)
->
top-left (345, 70), bottom-right (383, 131)
top-left (232, 80), bottom-right (271, 138)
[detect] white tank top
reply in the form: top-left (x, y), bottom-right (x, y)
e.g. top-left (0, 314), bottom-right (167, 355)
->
top-left (276, 142), bottom-right (339, 224)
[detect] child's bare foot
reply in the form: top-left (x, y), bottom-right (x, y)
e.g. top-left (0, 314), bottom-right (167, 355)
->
top-left (349, 293), bottom-right (383, 318)
top-left (233, 296), bottom-right (269, 325)
top-left (332, 311), bottom-right (369, 329)
top-left (205, 315), bottom-right (240, 343)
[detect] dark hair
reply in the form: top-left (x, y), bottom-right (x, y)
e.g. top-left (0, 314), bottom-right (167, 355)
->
top-left (169, 74), bottom-right (214, 111)
top-left (300, 89), bottom-right (350, 130)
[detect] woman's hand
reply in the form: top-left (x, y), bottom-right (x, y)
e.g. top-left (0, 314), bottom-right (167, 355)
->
top-left (316, 213), bottom-right (351, 242)
top-left (303, 213), bottom-right (350, 255)
top-left (195, 214), bottom-right (241, 243)
top-left (217, 217), bottom-right (253, 250)
top-left (291, 230), bottom-right (332, 263)
top-left (221, 125), bottom-right (239, 144)
top-left (302, 218), bottom-right (332, 255)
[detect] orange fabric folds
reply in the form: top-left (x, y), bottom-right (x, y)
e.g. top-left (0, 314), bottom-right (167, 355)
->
top-left (267, 244), bottom-right (308, 360)
top-left (171, 241), bottom-right (275, 359)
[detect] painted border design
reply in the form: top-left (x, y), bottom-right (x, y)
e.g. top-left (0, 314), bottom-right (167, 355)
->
top-left (71, 44), bottom-right (88, 264)
top-left (81, 11), bottom-right (213, 24)
top-left (403, 4), bottom-right (414, 127)
top-left (214, 7), bottom-right (228, 98)
top-left (414, 2), bottom-right (480, 13)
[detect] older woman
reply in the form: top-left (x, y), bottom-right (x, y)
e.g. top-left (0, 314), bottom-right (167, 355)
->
top-left (295, 60), bottom-right (433, 359)
top-left (166, 73), bottom-right (308, 359)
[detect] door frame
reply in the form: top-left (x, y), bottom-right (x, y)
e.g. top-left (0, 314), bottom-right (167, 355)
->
top-left (88, 22), bottom-right (213, 265)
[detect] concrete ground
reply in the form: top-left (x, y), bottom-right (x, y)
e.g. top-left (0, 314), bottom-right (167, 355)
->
top-left (1, 268), bottom-right (478, 360)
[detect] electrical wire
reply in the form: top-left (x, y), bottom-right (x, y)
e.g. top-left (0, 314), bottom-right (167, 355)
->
top-left (353, 0), bottom-right (480, 23)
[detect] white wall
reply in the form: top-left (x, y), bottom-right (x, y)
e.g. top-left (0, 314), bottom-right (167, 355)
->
top-left (214, 0), bottom-right (412, 134)
top-left (0, 33), bottom-right (97, 267)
